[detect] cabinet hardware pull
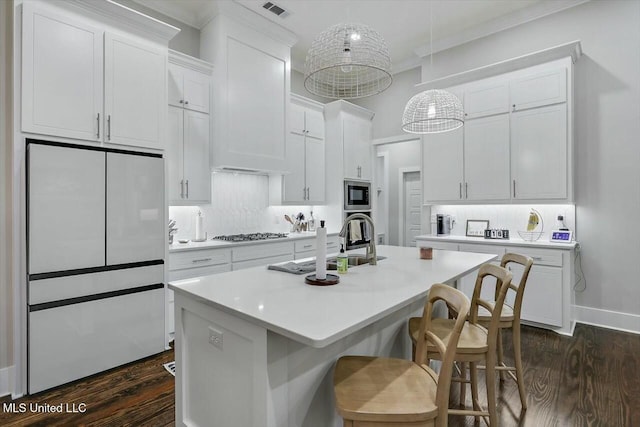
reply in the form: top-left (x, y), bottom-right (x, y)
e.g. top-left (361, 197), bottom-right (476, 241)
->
top-left (192, 258), bottom-right (212, 263)
top-left (459, 183), bottom-right (462, 199)
top-left (107, 115), bottom-right (111, 140)
top-left (532, 256), bottom-right (543, 261)
top-left (512, 104), bottom-right (516, 112)
top-left (184, 100), bottom-right (189, 105)
top-left (303, 244), bottom-right (312, 249)
top-left (465, 182), bottom-right (468, 199)
top-left (96, 113), bottom-right (100, 138)
top-left (180, 180), bottom-right (184, 199)
top-left (303, 187), bottom-right (306, 200)
top-left (513, 180), bottom-right (516, 198)
top-left (306, 187), bottom-right (310, 200)
top-left (186, 180), bottom-right (189, 198)
top-left (179, 100), bottom-right (184, 104)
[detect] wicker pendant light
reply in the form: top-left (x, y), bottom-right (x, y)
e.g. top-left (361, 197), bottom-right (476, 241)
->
top-left (304, 23), bottom-right (392, 99)
top-left (402, 1), bottom-right (464, 134)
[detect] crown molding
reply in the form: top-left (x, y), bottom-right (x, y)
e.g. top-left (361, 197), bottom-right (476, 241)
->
top-left (215, 1), bottom-right (297, 47)
top-left (324, 100), bottom-right (375, 121)
top-left (169, 49), bottom-right (213, 74)
top-left (64, 0), bottom-right (180, 42)
top-left (131, 0), bottom-right (215, 29)
top-left (414, 0), bottom-right (589, 59)
top-left (290, 93), bottom-right (324, 111)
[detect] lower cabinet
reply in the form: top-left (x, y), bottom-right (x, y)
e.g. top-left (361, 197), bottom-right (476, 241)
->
top-left (416, 238), bottom-right (575, 334)
top-left (294, 235), bottom-right (340, 259)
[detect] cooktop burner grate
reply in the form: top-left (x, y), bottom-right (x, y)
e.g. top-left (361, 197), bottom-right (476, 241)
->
top-left (212, 232), bottom-right (288, 242)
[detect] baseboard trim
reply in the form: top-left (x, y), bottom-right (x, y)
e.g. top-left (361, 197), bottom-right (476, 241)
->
top-left (573, 305), bottom-right (640, 335)
top-left (0, 365), bottom-right (14, 397)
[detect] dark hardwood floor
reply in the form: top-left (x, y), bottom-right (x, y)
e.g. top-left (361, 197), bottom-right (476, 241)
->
top-left (1, 323), bottom-right (638, 426)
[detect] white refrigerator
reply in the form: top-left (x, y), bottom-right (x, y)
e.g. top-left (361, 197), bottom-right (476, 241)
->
top-left (27, 140), bottom-right (165, 393)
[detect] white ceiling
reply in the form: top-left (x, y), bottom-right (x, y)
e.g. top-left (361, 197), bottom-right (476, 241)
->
top-left (133, 0), bottom-right (588, 73)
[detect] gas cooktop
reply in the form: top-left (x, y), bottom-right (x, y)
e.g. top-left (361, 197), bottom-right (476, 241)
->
top-left (212, 232), bottom-right (288, 242)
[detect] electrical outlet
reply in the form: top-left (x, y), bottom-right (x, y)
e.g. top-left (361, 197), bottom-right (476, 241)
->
top-left (208, 327), bottom-right (223, 350)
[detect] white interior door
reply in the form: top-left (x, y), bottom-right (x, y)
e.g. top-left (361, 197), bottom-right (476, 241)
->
top-left (106, 152), bottom-right (165, 265)
top-left (403, 171), bottom-right (421, 247)
top-left (28, 144), bottom-right (106, 274)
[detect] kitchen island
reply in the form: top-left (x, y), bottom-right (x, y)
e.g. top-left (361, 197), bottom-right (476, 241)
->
top-left (169, 245), bottom-right (496, 427)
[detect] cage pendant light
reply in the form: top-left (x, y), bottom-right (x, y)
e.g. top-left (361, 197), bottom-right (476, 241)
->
top-left (402, 1), bottom-right (464, 134)
top-left (304, 23), bottom-right (392, 99)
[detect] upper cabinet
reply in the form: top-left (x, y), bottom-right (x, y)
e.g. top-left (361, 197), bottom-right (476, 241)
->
top-left (21, 1), bottom-right (177, 150)
top-left (277, 94), bottom-right (325, 205)
top-left (200, 9), bottom-right (297, 172)
top-left (167, 52), bottom-right (213, 205)
top-left (325, 101), bottom-right (374, 183)
top-left (422, 57), bottom-right (573, 205)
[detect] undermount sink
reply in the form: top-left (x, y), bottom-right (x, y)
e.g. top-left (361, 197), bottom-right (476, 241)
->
top-left (326, 255), bottom-right (386, 269)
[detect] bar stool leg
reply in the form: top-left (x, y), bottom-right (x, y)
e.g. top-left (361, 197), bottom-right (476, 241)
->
top-left (470, 361), bottom-right (480, 423)
top-left (497, 329), bottom-right (506, 382)
top-left (485, 349), bottom-right (498, 426)
top-left (513, 321), bottom-right (527, 410)
top-left (460, 362), bottom-right (467, 406)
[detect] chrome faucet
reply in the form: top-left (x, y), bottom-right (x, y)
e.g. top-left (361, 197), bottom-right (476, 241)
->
top-left (339, 213), bottom-right (377, 265)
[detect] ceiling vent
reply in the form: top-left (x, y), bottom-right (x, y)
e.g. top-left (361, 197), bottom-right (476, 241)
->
top-left (262, 2), bottom-right (289, 18)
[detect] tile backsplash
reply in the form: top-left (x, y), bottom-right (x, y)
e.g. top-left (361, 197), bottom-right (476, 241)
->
top-left (430, 204), bottom-right (576, 240)
top-left (169, 171), bottom-right (338, 240)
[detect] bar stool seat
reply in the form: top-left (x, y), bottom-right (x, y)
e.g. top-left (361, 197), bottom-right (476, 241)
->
top-left (408, 317), bottom-right (488, 355)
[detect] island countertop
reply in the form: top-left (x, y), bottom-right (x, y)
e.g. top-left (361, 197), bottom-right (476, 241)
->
top-left (169, 245), bottom-right (496, 348)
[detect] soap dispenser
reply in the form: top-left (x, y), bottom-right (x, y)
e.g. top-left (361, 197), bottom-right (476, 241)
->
top-left (337, 244), bottom-right (348, 274)
top-left (308, 211), bottom-right (316, 232)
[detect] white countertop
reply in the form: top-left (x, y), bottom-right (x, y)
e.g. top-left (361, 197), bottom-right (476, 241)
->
top-left (169, 245), bottom-right (496, 348)
top-left (169, 231), bottom-right (340, 253)
top-left (415, 234), bottom-right (578, 250)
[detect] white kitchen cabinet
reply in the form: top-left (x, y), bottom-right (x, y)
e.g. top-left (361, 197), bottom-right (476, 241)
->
top-left (201, 12), bottom-right (295, 172)
top-left (21, 3), bottom-right (103, 142)
top-left (343, 115), bottom-right (373, 181)
top-left (463, 79), bottom-right (509, 119)
top-left (168, 63), bottom-right (210, 114)
top-left (21, 2), bottom-right (173, 150)
top-left (511, 103), bottom-right (567, 200)
top-left (28, 143), bottom-right (106, 274)
top-left (168, 107), bottom-right (211, 204)
top-left (232, 241), bottom-right (295, 271)
top-left (294, 235), bottom-right (340, 259)
top-left (279, 95), bottom-right (325, 204)
top-left (416, 236), bottom-right (575, 335)
top-left (510, 68), bottom-right (567, 112)
top-left (103, 33), bottom-right (165, 149)
top-left (422, 127), bottom-right (464, 202)
top-left (106, 152), bottom-right (165, 265)
top-left (463, 114), bottom-right (511, 201)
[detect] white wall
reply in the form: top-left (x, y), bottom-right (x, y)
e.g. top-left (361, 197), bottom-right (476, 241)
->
top-left (353, 67), bottom-right (421, 140)
top-left (376, 140), bottom-right (421, 246)
top-left (361, 0), bottom-right (640, 328)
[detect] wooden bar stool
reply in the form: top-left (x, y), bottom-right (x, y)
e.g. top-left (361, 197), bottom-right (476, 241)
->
top-left (333, 283), bottom-right (470, 427)
top-left (408, 264), bottom-right (513, 426)
top-left (476, 253), bottom-right (534, 410)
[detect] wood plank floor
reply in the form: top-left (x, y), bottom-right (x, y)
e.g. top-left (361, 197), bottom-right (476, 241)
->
top-left (1, 323), bottom-right (638, 426)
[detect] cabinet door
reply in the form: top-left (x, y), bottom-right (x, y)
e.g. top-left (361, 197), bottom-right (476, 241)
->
top-left (183, 110), bottom-right (211, 203)
top-left (283, 132), bottom-right (306, 203)
top-left (106, 153), bottom-right (165, 265)
top-left (305, 136), bottom-right (325, 203)
top-left (343, 116), bottom-right (371, 180)
top-left (167, 106), bottom-right (185, 203)
top-left (305, 108), bottom-right (325, 140)
top-left (183, 68), bottom-right (210, 114)
top-left (511, 68), bottom-right (567, 112)
top-left (463, 80), bottom-right (509, 119)
top-left (422, 127), bottom-right (464, 202)
top-left (22, 4), bottom-right (103, 141)
top-left (513, 264), bottom-right (563, 327)
top-left (28, 144), bottom-right (106, 274)
top-left (464, 114), bottom-right (511, 200)
top-left (104, 33), bottom-right (165, 149)
top-left (168, 63), bottom-right (185, 108)
top-left (511, 104), bottom-right (567, 200)
top-left (290, 103), bottom-right (306, 135)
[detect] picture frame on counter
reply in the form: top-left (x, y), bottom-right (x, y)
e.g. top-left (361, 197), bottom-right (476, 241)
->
top-left (466, 219), bottom-right (490, 237)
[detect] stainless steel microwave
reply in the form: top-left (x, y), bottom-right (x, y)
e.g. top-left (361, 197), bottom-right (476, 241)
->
top-left (344, 180), bottom-right (371, 210)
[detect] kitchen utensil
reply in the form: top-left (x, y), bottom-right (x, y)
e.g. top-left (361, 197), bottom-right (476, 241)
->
top-left (284, 215), bottom-right (294, 224)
